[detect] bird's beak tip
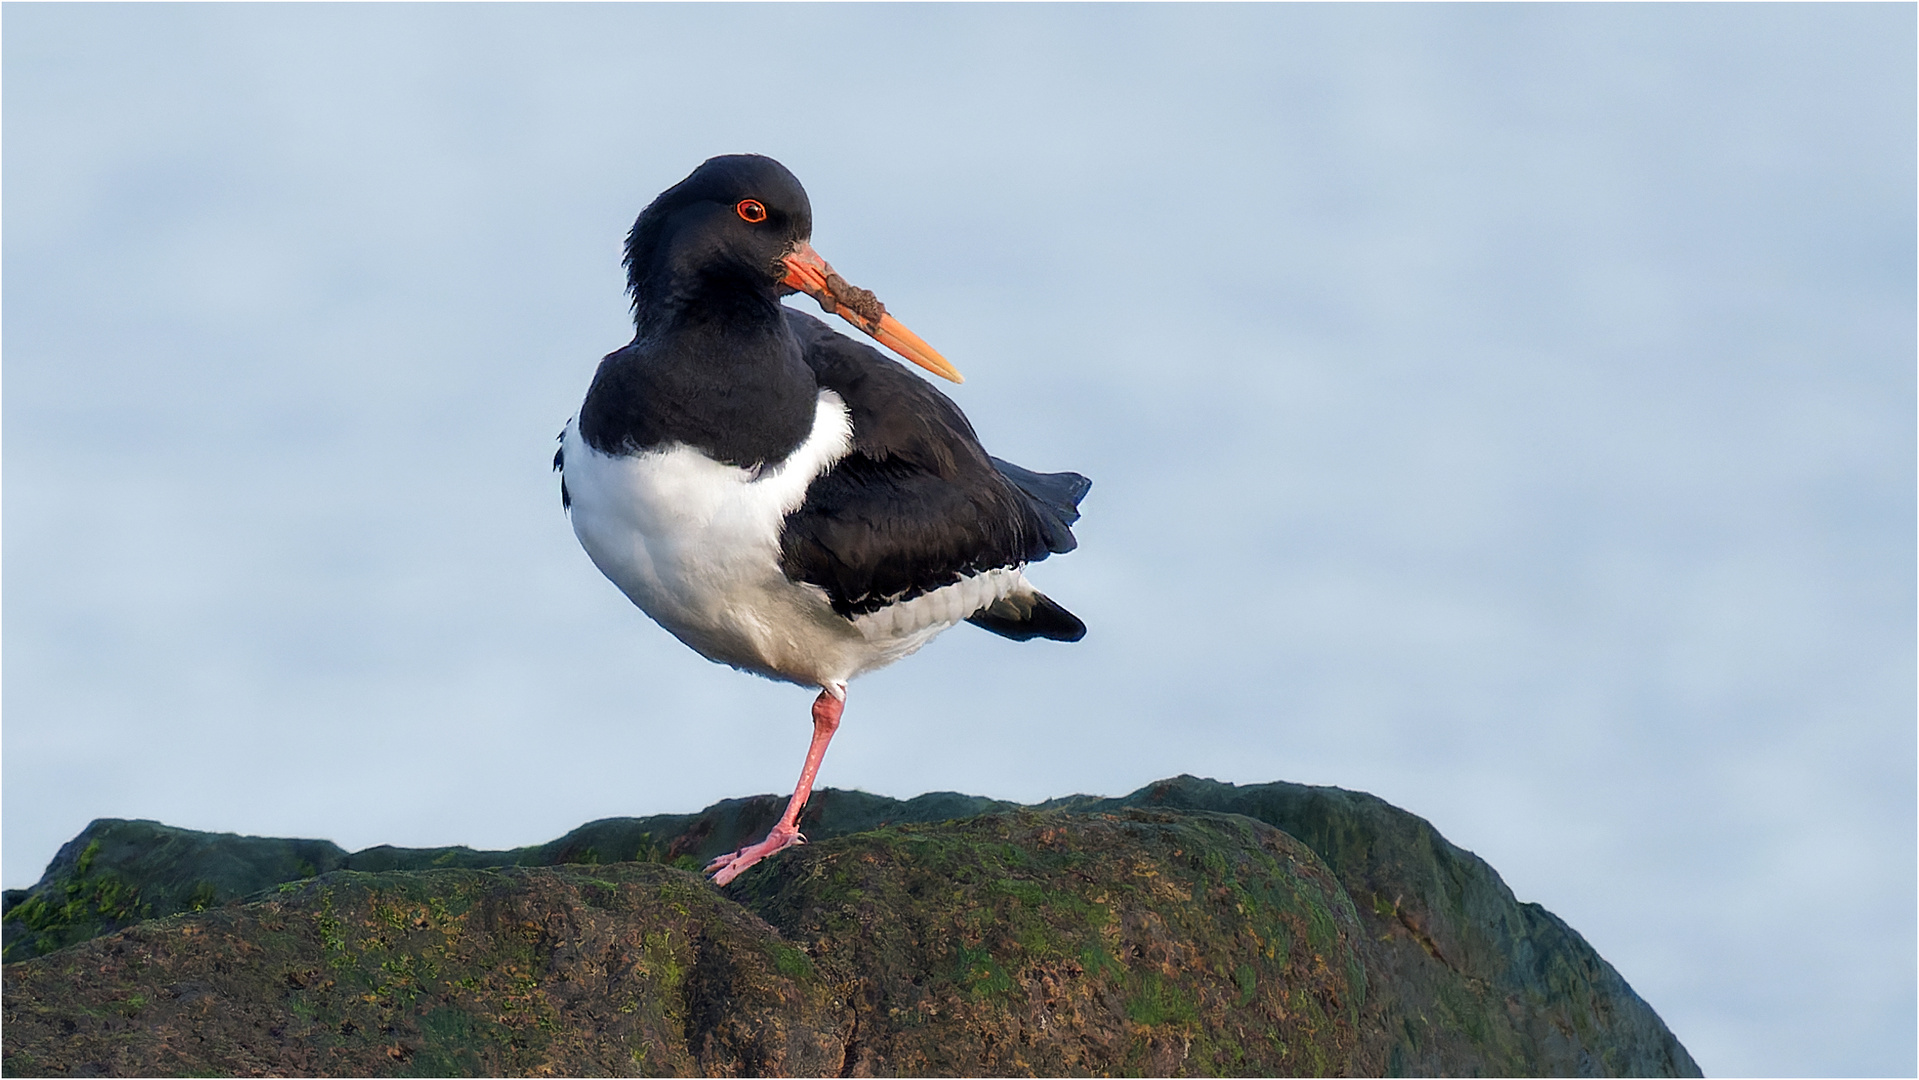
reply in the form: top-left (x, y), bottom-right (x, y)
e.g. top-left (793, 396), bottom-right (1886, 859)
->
top-left (781, 245), bottom-right (966, 385)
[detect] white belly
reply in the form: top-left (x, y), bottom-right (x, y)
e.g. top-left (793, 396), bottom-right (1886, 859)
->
top-left (561, 391), bottom-right (1024, 689)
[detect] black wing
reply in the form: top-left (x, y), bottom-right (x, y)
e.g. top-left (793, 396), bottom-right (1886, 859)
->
top-left (777, 310), bottom-right (1088, 623)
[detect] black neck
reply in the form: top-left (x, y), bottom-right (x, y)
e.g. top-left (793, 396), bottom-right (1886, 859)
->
top-left (580, 291), bottom-right (819, 468)
top-left (631, 255), bottom-right (781, 339)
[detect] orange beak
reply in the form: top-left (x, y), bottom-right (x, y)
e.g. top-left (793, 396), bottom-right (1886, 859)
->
top-left (780, 241), bottom-right (964, 384)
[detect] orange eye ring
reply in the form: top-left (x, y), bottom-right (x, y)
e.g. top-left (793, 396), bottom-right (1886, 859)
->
top-left (736, 199), bottom-right (768, 224)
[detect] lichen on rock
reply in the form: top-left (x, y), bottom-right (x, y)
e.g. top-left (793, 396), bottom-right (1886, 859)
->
top-left (4, 863), bottom-right (843, 1077)
top-left (736, 809), bottom-right (1366, 1076)
top-left (1, 777), bottom-right (1702, 1077)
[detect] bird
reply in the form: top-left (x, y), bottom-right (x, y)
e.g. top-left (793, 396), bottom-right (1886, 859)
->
top-left (554, 154), bottom-right (1089, 885)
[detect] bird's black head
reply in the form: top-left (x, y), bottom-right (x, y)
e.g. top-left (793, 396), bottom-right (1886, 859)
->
top-left (624, 154), bottom-right (812, 326)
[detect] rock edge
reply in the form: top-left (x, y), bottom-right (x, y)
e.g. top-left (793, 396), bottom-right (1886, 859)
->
top-left (2, 775), bottom-right (1700, 1077)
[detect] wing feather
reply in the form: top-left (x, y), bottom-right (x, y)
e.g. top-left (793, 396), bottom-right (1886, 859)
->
top-left (776, 310), bottom-right (1088, 620)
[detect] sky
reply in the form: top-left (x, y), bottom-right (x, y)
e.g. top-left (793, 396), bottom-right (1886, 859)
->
top-left (3, 5), bottom-right (1912, 1076)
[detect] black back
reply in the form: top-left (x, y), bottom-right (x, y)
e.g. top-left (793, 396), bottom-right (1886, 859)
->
top-left (776, 311), bottom-right (1088, 618)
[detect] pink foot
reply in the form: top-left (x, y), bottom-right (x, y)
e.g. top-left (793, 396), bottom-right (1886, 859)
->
top-left (705, 824), bottom-right (806, 886)
top-left (704, 689), bottom-right (844, 887)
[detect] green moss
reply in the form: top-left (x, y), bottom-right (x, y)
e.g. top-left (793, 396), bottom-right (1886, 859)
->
top-left (1234, 962), bottom-right (1258, 1006)
top-left (404, 1006), bottom-right (489, 1077)
top-left (1125, 971), bottom-right (1199, 1028)
top-left (721, 809), bottom-right (1371, 1075)
top-left (1303, 895), bottom-right (1339, 954)
top-left (769, 942), bottom-right (814, 980)
top-left (314, 894), bottom-right (352, 970)
top-left (426, 894), bottom-right (459, 925)
top-left (1080, 941), bottom-right (1123, 980)
top-left (954, 942), bottom-right (1015, 998)
top-left (74, 840), bottom-right (101, 878)
top-left (576, 879), bottom-right (621, 910)
top-left (993, 877), bottom-right (1047, 906)
top-left (185, 881), bottom-right (220, 912)
top-left (633, 929), bottom-right (687, 999)
top-left (1, 841), bottom-right (152, 961)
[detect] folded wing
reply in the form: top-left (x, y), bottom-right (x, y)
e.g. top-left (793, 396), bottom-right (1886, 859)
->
top-left (777, 310), bottom-right (1089, 641)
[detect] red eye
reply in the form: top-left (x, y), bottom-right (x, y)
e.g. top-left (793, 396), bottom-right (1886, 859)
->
top-left (736, 199), bottom-right (768, 224)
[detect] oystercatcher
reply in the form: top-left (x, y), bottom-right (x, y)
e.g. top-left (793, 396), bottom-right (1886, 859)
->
top-left (556, 155), bottom-right (1089, 885)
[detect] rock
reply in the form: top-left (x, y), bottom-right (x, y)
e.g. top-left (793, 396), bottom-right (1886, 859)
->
top-left (0, 789), bottom-right (1019, 966)
top-left (1064, 776), bottom-right (1703, 1077)
top-left (735, 809), bottom-right (1366, 1076)
top-left (1, 777), bottom-right (1701, 1077)
top-left (4, 863), bottom-right (841, 1077)
top-left (1, 820), bottom-right (351, 963)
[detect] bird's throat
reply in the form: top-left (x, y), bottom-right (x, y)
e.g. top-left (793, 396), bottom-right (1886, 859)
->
top-left (580, 312), bottom-right (818, 468)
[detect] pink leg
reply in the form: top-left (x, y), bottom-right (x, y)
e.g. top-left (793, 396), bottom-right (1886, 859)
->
top-left (706, 687), bottom-right (844, 886)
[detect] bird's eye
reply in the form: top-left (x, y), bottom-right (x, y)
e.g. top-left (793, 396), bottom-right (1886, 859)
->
top-left (736, 199), bottom-right (768, 224)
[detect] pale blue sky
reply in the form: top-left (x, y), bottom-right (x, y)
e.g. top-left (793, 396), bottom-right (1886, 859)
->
top-left (5, 5), bottom-right (1913, 1075)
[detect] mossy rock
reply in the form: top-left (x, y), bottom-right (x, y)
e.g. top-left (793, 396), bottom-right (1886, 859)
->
top-left (0, 788), bottom-right (1021, 966)
top-left (1, 822), bottom-right (350, 963)
top-left (1078, 776), bottom-right (1702, 1077)
top-left (2, 778), bottom-right (1701, 1077)
top-left (2, 862), bottom-right (843, 1077)
top-left (2, 813), bottom-right (1369, 1077)
top-left (737, 808), bottom-right (1366, 1076)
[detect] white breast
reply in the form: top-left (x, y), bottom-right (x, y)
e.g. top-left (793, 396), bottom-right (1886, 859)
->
top-left (561, 390), bottom-right (1032, 690)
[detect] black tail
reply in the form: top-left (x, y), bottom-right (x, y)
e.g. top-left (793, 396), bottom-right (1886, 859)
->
top-left (967, 588), bottom-right (1087, 642)
top-left (992, 457), bottom-right (1091, 556)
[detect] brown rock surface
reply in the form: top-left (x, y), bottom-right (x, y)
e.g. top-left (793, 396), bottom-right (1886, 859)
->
top-left (2, 778), bottom-right (1702, 1077)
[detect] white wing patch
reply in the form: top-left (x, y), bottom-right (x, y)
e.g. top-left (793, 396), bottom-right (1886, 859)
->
top-left (852, 567), bottom-right (1025, 640)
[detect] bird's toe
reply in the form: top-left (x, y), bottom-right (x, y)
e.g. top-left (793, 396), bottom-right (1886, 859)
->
top-left (704, 826), bottom-right (806, 885)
